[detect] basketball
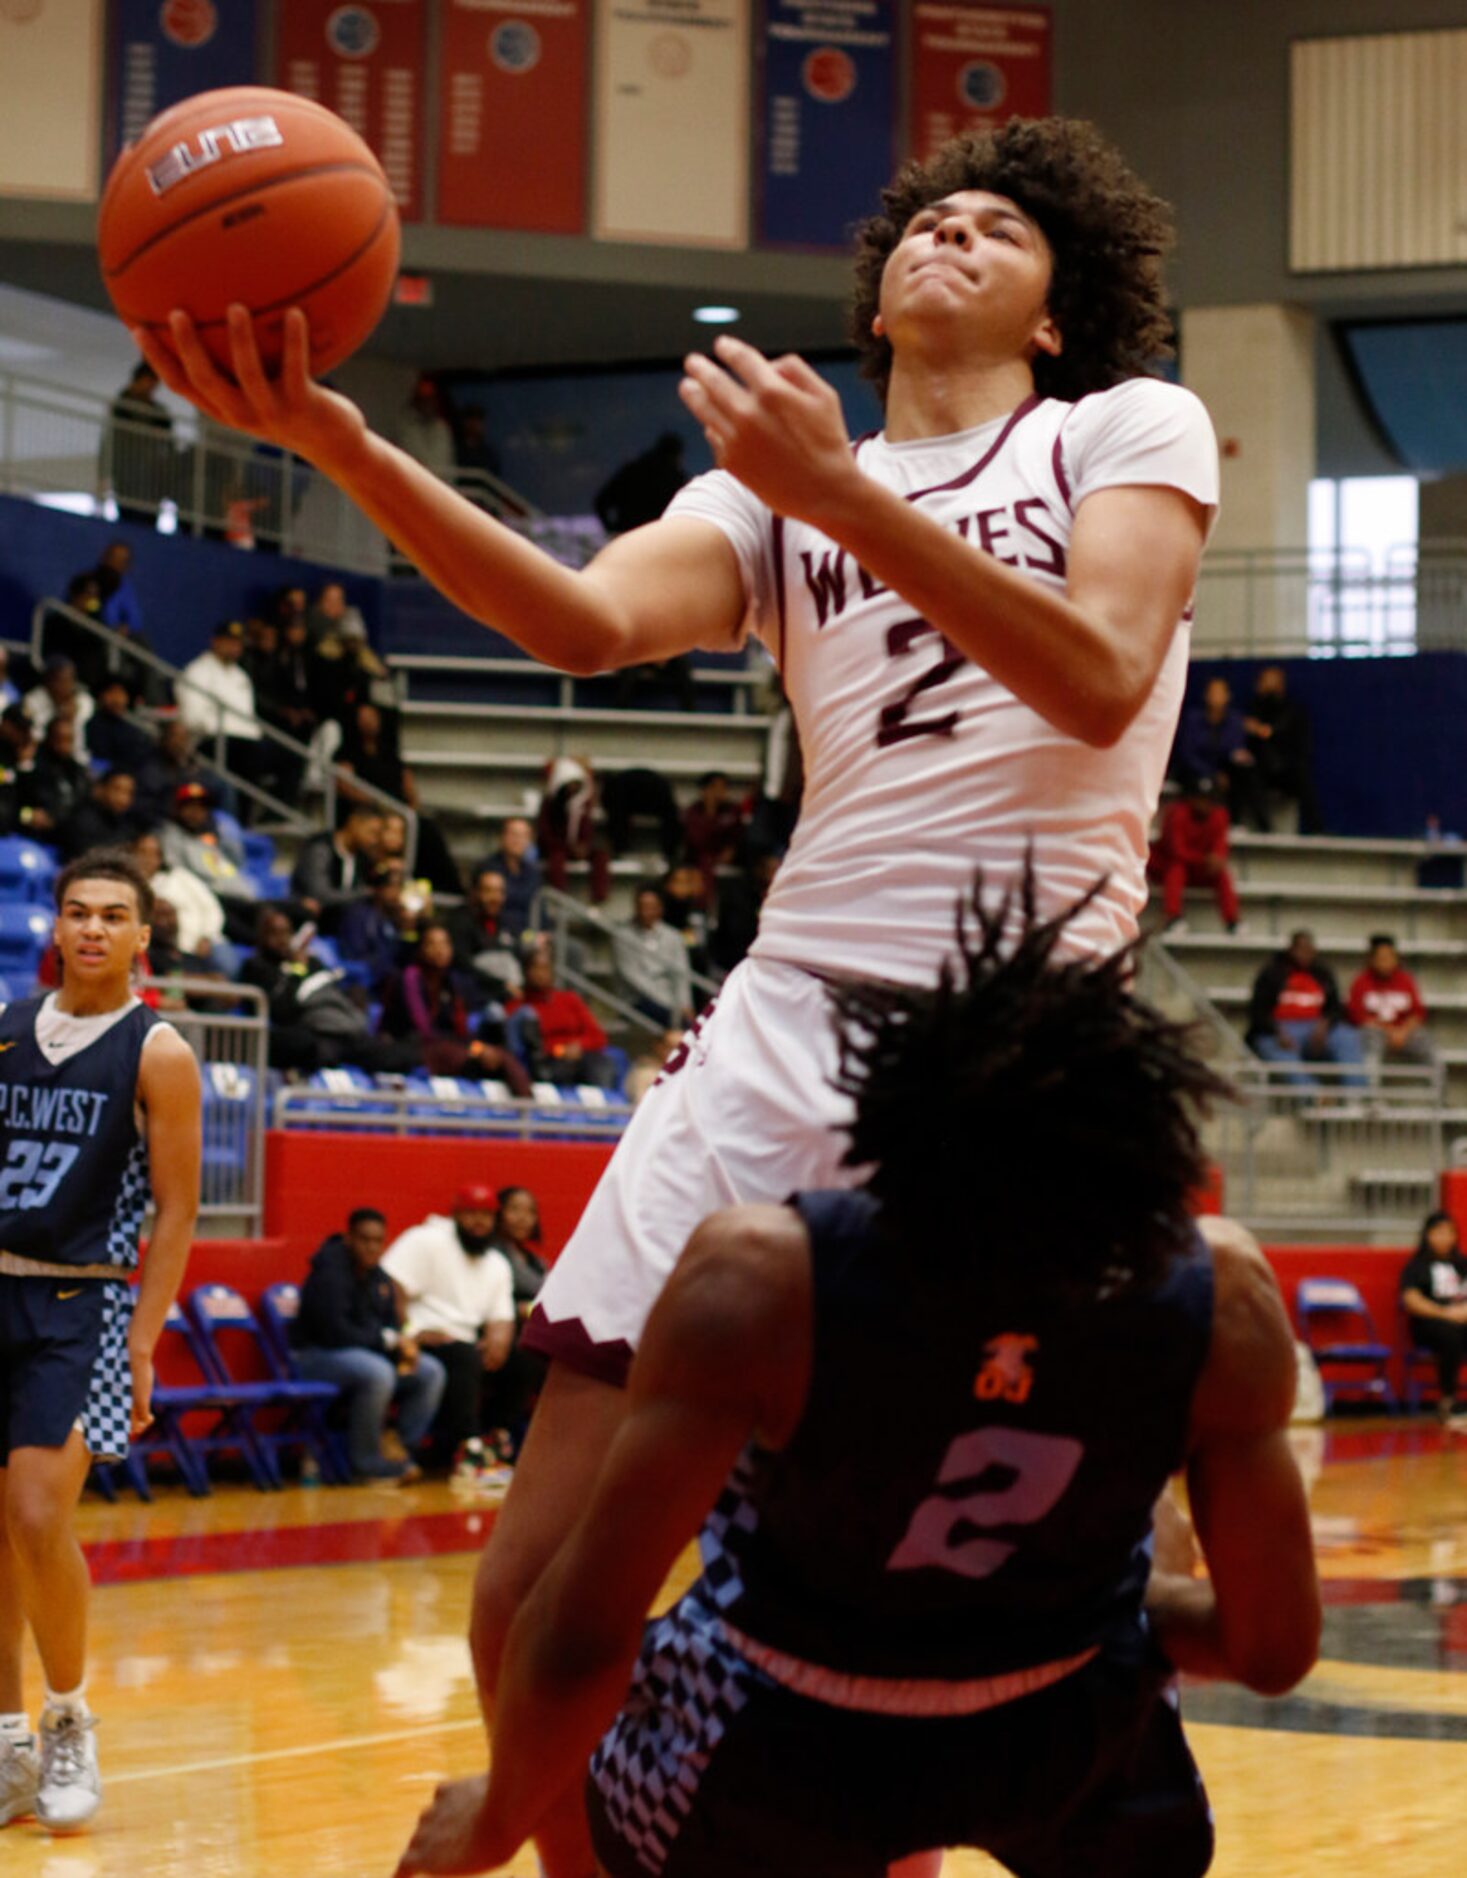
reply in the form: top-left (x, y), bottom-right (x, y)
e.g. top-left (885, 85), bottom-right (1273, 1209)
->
top-left (97, 85), bottom-right (400, 378)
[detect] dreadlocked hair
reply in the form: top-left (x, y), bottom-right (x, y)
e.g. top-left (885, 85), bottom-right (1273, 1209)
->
top-left (850, 117), bottom-right (1176, 406)
top-left (827, 866), bottom-right (1232, 1305)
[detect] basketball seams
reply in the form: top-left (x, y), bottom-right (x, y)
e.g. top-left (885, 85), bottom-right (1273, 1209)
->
top-left (124, 199), bottom-right (397, 351)
top-left (101, 162), bottom-right (390, 281)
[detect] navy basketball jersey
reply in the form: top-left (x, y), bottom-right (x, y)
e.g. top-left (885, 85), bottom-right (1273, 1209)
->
top-left (0, 995), bottom-right (162, 1271)
top-left (693, 1189), bottom-right (1214, 1682)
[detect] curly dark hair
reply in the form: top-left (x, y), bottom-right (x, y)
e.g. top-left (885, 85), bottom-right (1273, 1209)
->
top-left (827, 865), bottom-right (1230, 1304)
top-left (850, 118), bottom-right (1176, 405)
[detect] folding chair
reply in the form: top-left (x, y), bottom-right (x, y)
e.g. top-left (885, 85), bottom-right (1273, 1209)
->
top-left (257, 1282), bottom-right (351, 1483)
top-left (188, 1285), bottom-right (341, 1487)
top-left (138, 1302), bottom-right (274, 1497)
top-left (1296, 1277), bottom-right (1399, 1411)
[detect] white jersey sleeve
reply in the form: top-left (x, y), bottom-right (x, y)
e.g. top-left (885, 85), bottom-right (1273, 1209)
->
top-left (665, 469), bottom-right (777, 646)
top-left (1059, 377), bottom-right (1218, 522)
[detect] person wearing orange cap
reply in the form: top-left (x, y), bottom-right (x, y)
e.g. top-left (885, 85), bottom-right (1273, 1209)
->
top-left (380, 1187), bottom-right (517, 1479)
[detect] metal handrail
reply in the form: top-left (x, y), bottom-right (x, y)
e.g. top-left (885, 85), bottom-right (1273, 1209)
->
top-left (538, 883), bottom-right (721, 1027)
top-left (271, 1080), bottom-right (633, 1138)
top-left (30, 597), bottom-right (418, 868)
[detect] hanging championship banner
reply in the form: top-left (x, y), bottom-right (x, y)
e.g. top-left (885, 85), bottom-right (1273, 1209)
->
top-left (275, 0), bottom-right (426, 219)
top-left (757, 0), bottom-right (895, 251)
top-left (0, 0), bottom-right (103, 201)
top-left (438, 0), bottom-right (588, 232)
top-left (593, 0), bottom-right (750, 249)
top-left (909, 3), bottom-right (1051, 164)
top-left (107, 1), bottom-right (259, 167)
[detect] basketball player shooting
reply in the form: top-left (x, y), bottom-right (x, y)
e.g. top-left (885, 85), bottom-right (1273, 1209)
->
top-left (0, 851), bottom-right (201, 1833)
top-left (396, 875), bottom-right (1321, 1878)
top-left (138, 119), bottom-right (1218, 1877)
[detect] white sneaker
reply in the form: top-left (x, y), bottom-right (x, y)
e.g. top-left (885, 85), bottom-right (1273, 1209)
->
top-left (0, 1733), bottom-right (38, 1825)
top-left (36, 1711), bottom-right (100, 1832)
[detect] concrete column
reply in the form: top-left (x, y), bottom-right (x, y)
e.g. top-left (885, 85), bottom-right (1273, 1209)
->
top-left (1180, 303), bottom-right (1316, 652)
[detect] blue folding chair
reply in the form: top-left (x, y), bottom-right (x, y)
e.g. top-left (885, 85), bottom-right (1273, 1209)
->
top-left (188, 1285), bottom-right (341, 1487)
top-left (201, 1060), bottom-right (257, 1190)
top-left (140, 1302), bottom-right (273, 1496)
top-left (258, 1282), bottom-right (351, 1483)
top-left (1296, 1277), bottom-right (1399, 1411)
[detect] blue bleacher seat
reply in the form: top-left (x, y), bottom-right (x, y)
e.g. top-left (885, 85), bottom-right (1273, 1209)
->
top-left (0, 836), bottom-right (58, 907)
top-left (0, 904), bottom-right (53, 985)
top-left (241, 830), bottom-right (276, 876)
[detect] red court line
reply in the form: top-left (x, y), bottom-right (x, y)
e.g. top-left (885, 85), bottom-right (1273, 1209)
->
top-left (86, 1506), bottom-right (497, 1585)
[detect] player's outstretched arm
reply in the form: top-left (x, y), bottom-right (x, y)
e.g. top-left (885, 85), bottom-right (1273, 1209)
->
top-left (134, 306), bottom-right (747, 676)
top-left (128, 1029), bottom-right (202, 1436)
top-left (394, 1205), bottom-right (811, 1878)
top-left (682, 334), bottom-right (1207, 747)
top-left (1147, 1218), bottom-right (1322, 1696)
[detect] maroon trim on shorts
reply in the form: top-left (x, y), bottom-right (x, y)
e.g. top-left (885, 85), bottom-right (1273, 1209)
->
top-left (521, 1306), bottom-right (634, 1388)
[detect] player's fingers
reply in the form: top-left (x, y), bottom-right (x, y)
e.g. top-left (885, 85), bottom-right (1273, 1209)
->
top-left (167, 311), bottom-right (253, 426)
top-left (227, 303), bottom-right (282, 417)
top-left (134, 324), bottom-right (230, 427)
top-left (711, 332), bottom-right (779, 389)
top-left (682, 352), bottom-right (755, 422)
top-left (772, 350), bottom-right (829, 396)
top-left (281, 307), bottom-right (314, 406)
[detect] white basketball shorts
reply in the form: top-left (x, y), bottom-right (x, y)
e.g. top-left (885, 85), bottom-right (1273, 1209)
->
top-left (522, 956), bottom-right (860, 1384)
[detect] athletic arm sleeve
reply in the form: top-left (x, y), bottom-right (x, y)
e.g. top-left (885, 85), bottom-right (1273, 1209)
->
top-left (1062, 379), bottom-right (1220, 527)
top-left (664, 470), bottom-right (778, 650)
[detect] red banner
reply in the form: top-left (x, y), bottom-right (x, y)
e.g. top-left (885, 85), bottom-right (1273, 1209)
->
top-left (274, 0), bottom-right (426, 220)
top-left (909, 4), bottom-right (1051, 164)
top-left (437, 0), bottom-right (588, 232)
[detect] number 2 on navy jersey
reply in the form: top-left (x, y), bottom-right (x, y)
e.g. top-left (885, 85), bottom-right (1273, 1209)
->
top-left (887, 1427), bottom-right (1084, 1581)
top-left (877, 616), bottom-right (966, 748)
top-left (0, 1139), bottom-right (82, 1209)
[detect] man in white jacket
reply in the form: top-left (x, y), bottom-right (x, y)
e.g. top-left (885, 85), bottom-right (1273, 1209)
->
top-left (130, 830), bottom-right (239, 975)
top-left (178, 620), bottom-right (265, 800)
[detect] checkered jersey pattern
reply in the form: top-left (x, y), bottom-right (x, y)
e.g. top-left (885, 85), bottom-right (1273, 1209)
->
top-left (79, 1280), bottom-right (135, 1461)
top-left (692, 1446), bottom-right (760, 1613)
top-left (589, 1594), bottom-right (761, 1876)
top-left (103, 1136), bottom-right (151, 1271)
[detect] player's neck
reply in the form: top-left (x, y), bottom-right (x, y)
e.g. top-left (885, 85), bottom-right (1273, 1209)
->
top-left (883, 355), bottom-right (1037, 443)
top-left (53, 980), bottom-right (136, 1019)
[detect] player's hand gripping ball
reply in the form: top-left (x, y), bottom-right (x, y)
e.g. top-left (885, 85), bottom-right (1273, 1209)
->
top-left (98, 85), bottom-right (400, 379)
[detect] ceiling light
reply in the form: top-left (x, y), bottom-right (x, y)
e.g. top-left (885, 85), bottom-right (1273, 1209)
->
top-left (692, 305), bottom-right (741, 325)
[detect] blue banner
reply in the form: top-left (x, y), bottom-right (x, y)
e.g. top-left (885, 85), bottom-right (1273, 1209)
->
top-left (757, 0), bottom-right (897, 251)
top-left (107, 0), bottom-right (259, 165)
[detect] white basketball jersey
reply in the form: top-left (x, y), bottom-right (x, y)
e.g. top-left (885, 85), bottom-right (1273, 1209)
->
top-left (669, 376), bottom-right (1219, 984)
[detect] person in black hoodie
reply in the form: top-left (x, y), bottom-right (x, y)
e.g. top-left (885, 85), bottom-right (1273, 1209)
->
top-left (1246, 929), bottom-right (1366, 1089)
top-left (1400, 1210), bottom-right (1467, 1424)
top-left (480, 1187), bottom-right (548, 1461)
top-left (291, 1208), bottom-right (447, 1479)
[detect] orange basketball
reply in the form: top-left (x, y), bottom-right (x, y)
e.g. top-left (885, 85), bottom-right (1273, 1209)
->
top-left (98, 85), bottom-right (400, 378)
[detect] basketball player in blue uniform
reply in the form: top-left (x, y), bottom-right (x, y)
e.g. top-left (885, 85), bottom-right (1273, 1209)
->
top-left (399, 877), bottom-right (1321, 1877)
top-left (0, 852), bottom-right (200, 1833)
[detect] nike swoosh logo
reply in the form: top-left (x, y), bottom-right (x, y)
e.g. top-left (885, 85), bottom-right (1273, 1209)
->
top-left (57, 1288), bottom-right (82, 1300)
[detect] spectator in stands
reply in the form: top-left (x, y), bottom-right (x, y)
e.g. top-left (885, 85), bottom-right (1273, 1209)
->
top-left (380, 1186), bottom-right (518, 1474)
top-left (1348, 934), bottom-right (1435, 1069)
top-left (1246, 929), bottom-right (1367, 1090)
top-left (292, 1207), bottom-right (448, 1480)
top-left (242, 904), bottom-right (415, 1075)
top-left (132, 828), bottom-right (239, 976)
top-left (338, 860), bottom-right (416, 988)
top-left (454, 406), bottom-right (501, 484)
top-left (87, 675), bottom-right (154, 774)
top-left (92, 540), bottom-right (161, 704)
top-left (240, 616), bottom-right (302, 801)
top-left (1150, 777), bottom-right (1242, 935)
top-left (1399, 1210), bottom-right (1467, 1424)
top-left (23, 655), bottom-right (94, 755)
top-left (140, 896), bottom-right (232, 1011)
top-left (537, 754), bottom-right (610, 902)
top-left (712, 848), bottom-right (780, 974)
top-left (660, 860), bottom-right (713, 979)
top-left (602, 766), bottom-right (682, 868)
top-left (480, 1186), bottom-right (548, 1461)
top-left (447, 866), bottom-right (525, 997)
top-left (0, 648), bottom-right (17, 712)
top-left (683, 769), bottom-right (746, 890)
top-left (162, 781), bottom-right (259, 935)
top-left (377, 921), bottom-right (531, 1090)
top-left (339, 703), bottom-right (461, 894)
top-left (595, 430), bottom-right (687, 536)
top-left (56, 766), bottom-right (142, 860)
top-left (179, 620), bottom-right (267, 802)
top-left (476, 816), bottom-right (540, 944)
top-left (291, 801), bottom-right (383, 932)
top-left (307, 577), bottom-right (369, 649)
top-left (136, 719), bottom-right (214, 826)
top-left (1173, 675), bottom-right (1268, 831)
top-left (613, 884), bottom-right (694, 1030)
top-left (395, 374), bottom-right (456, 479)
top-left (506, 946), bottom-right (620, 1090)
top-left (269, 610), bottom-right (325, 743)
top-left (1, 711), bottom-right (39, 838)
top-left (1244, 664), bottom-right (1322, 835)
top-left (22, 714), bottom-right (89, 832)
top-left (313, 605), bottom-right (397, 727)
top-left (625, 1026), bottom-right (684, 1105)
top-left (104, 358), bottom-right (174, 525)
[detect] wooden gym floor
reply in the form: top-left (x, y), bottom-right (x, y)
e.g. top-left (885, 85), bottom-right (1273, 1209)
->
top-left (3, 1419), bottom-right (1463, 1875)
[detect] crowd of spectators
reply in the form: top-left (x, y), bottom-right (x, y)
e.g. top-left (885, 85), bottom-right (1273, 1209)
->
top-left (1244, 929), bottom-right (1436, 1091)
